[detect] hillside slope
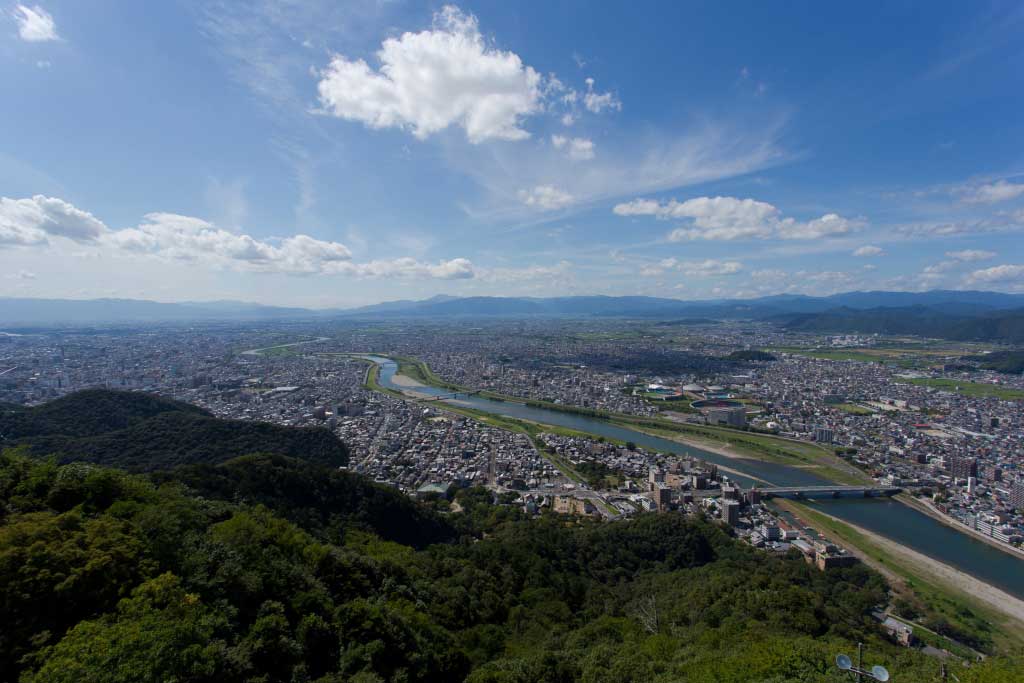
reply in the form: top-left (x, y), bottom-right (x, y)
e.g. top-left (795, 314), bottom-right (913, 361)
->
top-left (776, 306), bottom-right (1024, 343)
top-left (1, 390), bottom-right (348, 470)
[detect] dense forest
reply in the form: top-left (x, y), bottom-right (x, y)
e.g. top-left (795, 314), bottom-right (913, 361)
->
top-left (1, 391), bottom-right (1022, 681)
top-left (726, 350), bottom-right (777, 362)
top-left (0, 390), bottom-right (348, 470)
top-left (964, 350), bottom-right (1024, 375)
top-left (774, 306), bottom-right (1024, 344)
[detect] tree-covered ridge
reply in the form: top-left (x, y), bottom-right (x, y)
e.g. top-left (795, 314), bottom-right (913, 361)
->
top-left (2, 452), bottom-right (1022, 682)
top-left (0, 388), bottom-right (208, 439)
top-left (154, 454), bottom-right (454, 548)
top-left (776, 306), bottom-right (1024, 343)
top-left (964, 350), bottom-right (1024, 375)
top-left (726, 349), bottom-right (777, 362)
top-left (2, 390), bottom-right (348, 470)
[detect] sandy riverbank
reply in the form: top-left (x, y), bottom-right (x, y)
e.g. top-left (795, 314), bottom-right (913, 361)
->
top-left (785, 502), bottom-right (1024, 627)
top-left (627, 424), bottom-right (756, 461)
top-left (388, 372), bottom-right (423, 388)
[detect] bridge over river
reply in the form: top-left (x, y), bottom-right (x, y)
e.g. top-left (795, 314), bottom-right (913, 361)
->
top-left (691, 485), bottom-right (901, 500)
top-left (362, 354), bottom-right (1024, 600)
top-left (754, 485), bottom-right (901, 499)
top-left (415, 390), bottom-right (482, 402)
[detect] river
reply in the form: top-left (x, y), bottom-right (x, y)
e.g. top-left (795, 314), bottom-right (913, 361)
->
top-left (365, 355), bottom-right (1024, 599)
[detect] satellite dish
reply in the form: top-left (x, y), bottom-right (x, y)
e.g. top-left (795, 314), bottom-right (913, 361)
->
top-left (871, 665), bottom-right (890, 682)
top-left (836, 654), bottom-right (852, 671)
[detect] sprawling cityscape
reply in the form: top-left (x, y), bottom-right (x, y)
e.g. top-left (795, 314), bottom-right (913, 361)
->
top-left (4, 319), bottom-right (1022, 553)
top-left (5, 0), bottom-right (1024, 680)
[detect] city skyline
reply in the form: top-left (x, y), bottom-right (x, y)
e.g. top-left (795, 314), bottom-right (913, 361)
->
top-left (2, 2), bottom-right (1023, 306)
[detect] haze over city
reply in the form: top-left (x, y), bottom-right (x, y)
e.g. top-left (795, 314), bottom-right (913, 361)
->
top-left (2, 2), bottom-right (1023, 306)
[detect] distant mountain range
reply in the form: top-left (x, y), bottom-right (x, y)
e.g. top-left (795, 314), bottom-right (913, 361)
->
top-left (3, 291), bottom-right (1024, 343)
top-left (341, 290), bottom-right (1024, 319)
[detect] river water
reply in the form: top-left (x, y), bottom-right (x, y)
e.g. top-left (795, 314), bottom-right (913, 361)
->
top-left (365, 356), bottom-right (1024, 598)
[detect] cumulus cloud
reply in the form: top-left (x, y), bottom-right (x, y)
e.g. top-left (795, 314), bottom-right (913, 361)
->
top-left (518, 185), bottom-right (574, 211)
top-left (14, 4), bottom-right (58, 42)
top-left (582, 77), bottom-right (621, 113)
top-left (853, 245), bottom-right (884, 257)
top-left (1, 195), bottom-right (473, 280)
top-left (103, 212), bottom-right (355, 274)
top-left (0, 195), bottom-right (107, 246)
top-left (315, 6), bottom-right (542, 143)
top-left (963, 264), bottom-right (1024, 287)
top-left (551, 135), bottom-right (595, 160)
top-left (614, 195), bottom-right (859, 241)
top-left (342, 257), bottom-right (475, 280)
top-left (640, 257), bottom-right (742, 277)
top-left (946, 249), bottom-right (996, 261)
top-left (959, 179), bottom-right (1024, 204)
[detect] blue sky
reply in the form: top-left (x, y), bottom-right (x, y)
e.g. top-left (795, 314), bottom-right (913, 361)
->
top-left (1, 1), bottom-right (1023, 307)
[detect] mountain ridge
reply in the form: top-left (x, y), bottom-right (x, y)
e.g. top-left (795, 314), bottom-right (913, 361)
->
top-left (5, 290), bottom-right (1024, 325)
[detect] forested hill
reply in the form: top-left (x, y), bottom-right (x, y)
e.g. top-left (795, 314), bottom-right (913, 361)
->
top-left (0, 389), bottom-right (209, 438)
top-left (154, 454), bottom-right (455, 548)
top-left (0, 389), bottom-right (348, 470)
top-left (1, 452), bottom-right (1020, 682)
top-left (774, 306), bottom-right (1024, 343)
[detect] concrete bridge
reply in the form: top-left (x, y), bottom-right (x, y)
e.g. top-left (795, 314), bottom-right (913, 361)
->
top-left (754, 485), bottom-right (901, 499)
top-left (415, 389), bottom-right (482, 402)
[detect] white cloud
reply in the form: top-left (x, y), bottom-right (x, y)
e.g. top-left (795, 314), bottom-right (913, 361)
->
top-left (518, 185), bottom-right (574, 211)
top-left (0, 195), bottom-right (107, 245)
top-left (896, 210), bottom-right (1024, 237)
top-left (853, 245), bottom-right (884, 257)
top-left (946, 249), bottom-right (996, 261)
top-left (641, 257), bottom-right (742, 277)
top-left (679, 259), bottom-right (743, 276)
top-left (963, 264), bottom-right (1024, 287)
top-left (583, 77), bottom-right (621, 113)
top-left (959, 179), bottom-right (1024, 204)
top-left (551, 135), bottom-right (594, 160)
top-left (104, 213), bottom-right (353, 274)
top-left (481, 260), bottom-right (572, 284)
top-left (613, 195), bottom-right (859, 241)
top-left (1, 195), bottom-right (472, 281)
top-left (342, 257), bottom-right (475, 280)
top-left (315, 5), bottom-right (542, 143)
top-left (14, 4), bottom-right (58, 42)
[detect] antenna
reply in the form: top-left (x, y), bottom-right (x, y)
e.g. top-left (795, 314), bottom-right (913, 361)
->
top-left (835, 644), bottom-right (890, 681)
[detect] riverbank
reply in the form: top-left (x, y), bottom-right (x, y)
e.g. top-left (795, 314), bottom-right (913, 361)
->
top-left (382, 353), bottom-right (872, 484)
top-left (623, 421), bottom-right (871, 486)
top-left (897, 493), bottom-right (1024, 561)
top-left (778, 500), bottom-right (1024, 653)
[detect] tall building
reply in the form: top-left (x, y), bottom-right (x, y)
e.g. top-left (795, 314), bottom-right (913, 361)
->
top-left (721, 499), bottom-right (740, 526)
top-left (1011, 479), bottom-right (1024, 511)
top-left (814, 426), bottom-right (835, 444)
top-left (707, 406), bottom-right (746, 428)
top-left (950, 456), bottom-right (978, 480)
top-left (654, 483), bottom-right (673, 512)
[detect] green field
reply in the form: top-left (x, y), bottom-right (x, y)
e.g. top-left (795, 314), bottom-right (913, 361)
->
top-left (895, 377), bottom-right (1024, 400)
top-left (834, 402), bottom-right (873, 415)
top-left (768, 344), bottom-right (994, 369)
top-left (622, 421), bottom-right (871, 486)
